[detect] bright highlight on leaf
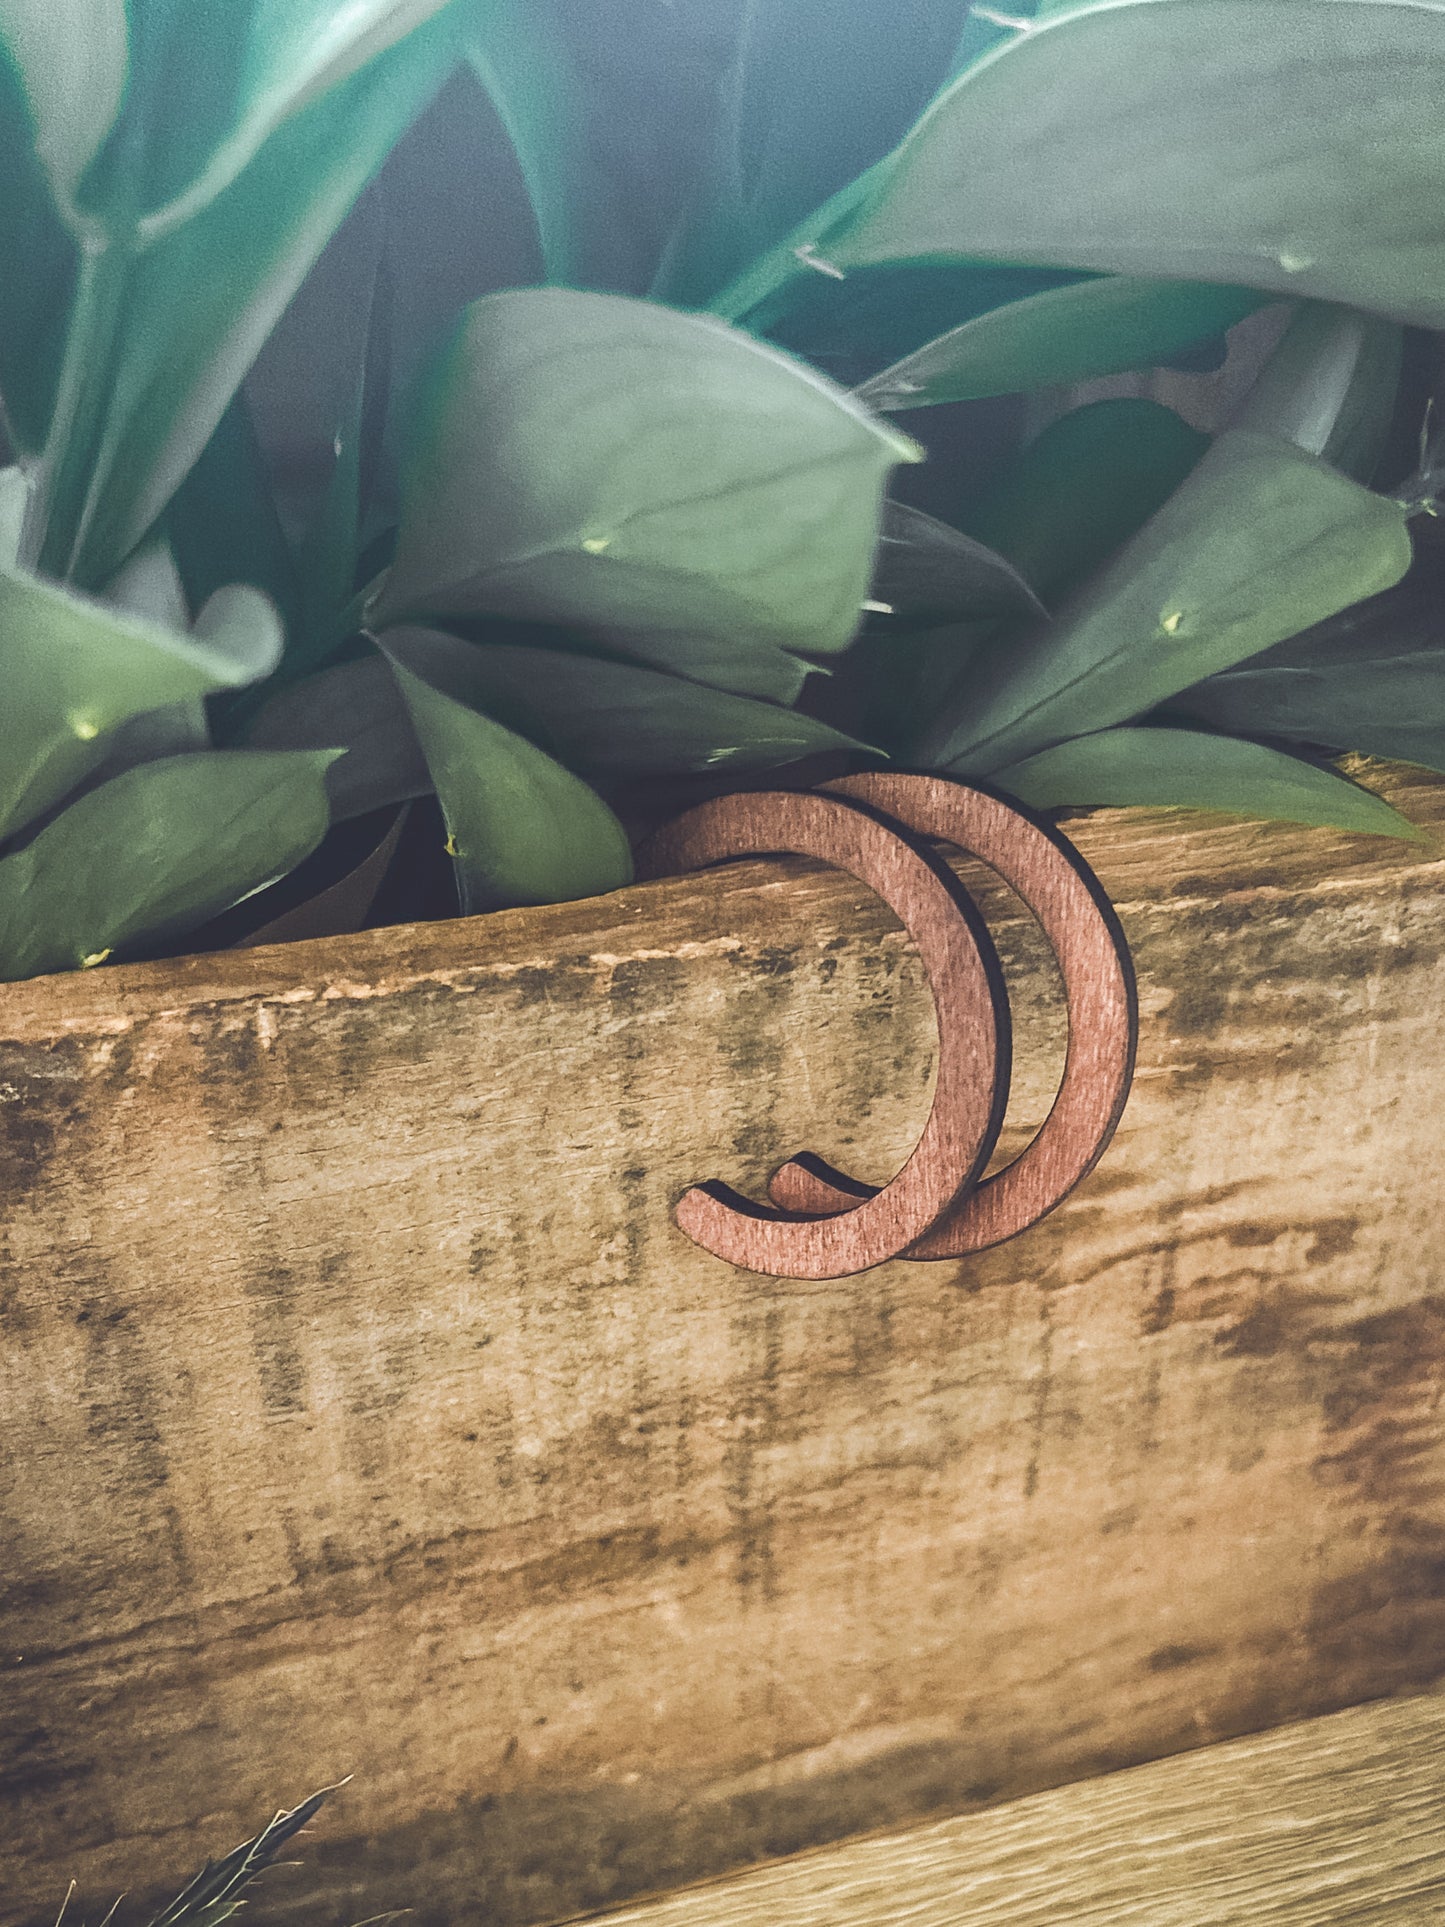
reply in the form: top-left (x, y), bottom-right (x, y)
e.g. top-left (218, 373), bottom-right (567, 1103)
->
top-left (74, 0), bottom-right (462, 235)
top-left (0, 564), bottom-right (283, 842)
top-left (376, 288), bottom-right (920, 703)
top-left (0, 750), bottom-right (336, 982)
top-left (924, 432), bottom-right (1414, 774)
top-left (820, 0), bottom-right (1445, 329)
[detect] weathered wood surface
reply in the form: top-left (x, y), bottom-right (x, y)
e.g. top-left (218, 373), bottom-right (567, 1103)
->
top-left (587, 1687), bottom-right (1445, 1926)
top-left (4, 764), bottom-right (1445, 1924)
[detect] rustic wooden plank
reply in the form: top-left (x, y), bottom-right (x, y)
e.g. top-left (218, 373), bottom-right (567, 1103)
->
top-left (586, 1688), bottom-right (1445, 1926)
top-left (4, 762), bottom-right (1445, 1926)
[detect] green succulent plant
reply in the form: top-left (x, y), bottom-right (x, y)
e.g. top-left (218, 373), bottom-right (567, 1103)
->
top-left (2, 0), bottom-right (1443, 984)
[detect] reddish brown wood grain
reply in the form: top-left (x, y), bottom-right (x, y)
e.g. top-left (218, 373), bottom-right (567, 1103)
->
top-left (768, 774), bottom-right (1137, 1257)
top-left (638, 791), bottom-right (1009, 1278)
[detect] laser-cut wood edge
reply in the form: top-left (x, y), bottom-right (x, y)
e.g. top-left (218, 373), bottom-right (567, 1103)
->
top-left (637, 790), bottom-right (1010, 1279)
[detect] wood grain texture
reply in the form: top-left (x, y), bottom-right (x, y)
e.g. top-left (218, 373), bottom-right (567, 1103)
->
top-left (586, 1687), bottom-right (1445, 1926)
top-left (4, 762), bottom-right (1445, 1924)
top-left (638, 788), bottom-right (1010, 1278)
top-left (766, 773), bottom-right (1138, 1255)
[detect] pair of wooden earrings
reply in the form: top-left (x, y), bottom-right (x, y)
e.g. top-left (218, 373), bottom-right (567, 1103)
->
top-left (640, 773), bottom-right (1138, 1281)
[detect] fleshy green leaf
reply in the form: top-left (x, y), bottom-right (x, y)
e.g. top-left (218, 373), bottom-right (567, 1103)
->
top-left (994, 726), bottom-right (1418, 838)
top-left (716, 0), bottom-right (1445, 330)
top-left (1196, 551), bottom-right (1445, 679)
top-left (958, 398), bottom-right (1210, 607)
top-left (0, 748), bottom-right (336, 982)
top-left (0, 564), bottom-right (282, 840)
top-left (0, 27), bottom-right (81, 452)
top-left (291, 387), bottom-right (368, 656)
top-left (247, 656), bottom-right (433, 821)
top-left (655, 0), bottom-right (968, 308)
top-left (1166, 547), bottom-right (1445, 767)
top-left (374, 288), bottom-right (919, 703)
top-left (103, 535), bottom-right (189, 629)
top-left (465, 0), bottom-right (591, 285)
top-left (167, 392), bottom-right (302, 644)
top-left (922, 430), bottom-right (1413, 772)
top-left (1177, 652), bottom-right (1445, 750)
top-left (1226, 301), bottom-right (1403, 483)
top-left (78, 0), bottom-right (461, 235)
top-left (379, 636), bottom-right (634, 912)
top-left (0, 467), bottom-right (28, 566)
top-left (0, 0), bottom-right (127, 210)
top-left (855, 277), bottom-right (1266, 413)
top-left (757, 261), bottom-right (1087, 391)
top-left (871, 501), bottom-right (1044, 626)
top-left (1167, 530), bottom-right (1445, 772)
top-left (36, 12), bottom-right (462, 588)
top-left (383, 625), bottom-right (870, 776)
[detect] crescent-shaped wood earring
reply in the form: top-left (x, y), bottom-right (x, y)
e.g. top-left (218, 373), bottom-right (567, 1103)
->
top-left (636, 788), bottom-right (1011, 1281)
top-left (766, 773), bottom-right (1138, 1258)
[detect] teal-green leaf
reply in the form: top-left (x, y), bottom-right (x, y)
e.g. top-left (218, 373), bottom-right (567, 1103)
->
top-left (375, 289), bottom-right (919, 703)
top-left (0, 563), bottom-right (281, 841)
top-left (1228, 301), bottom-right (1403, 484)
top-left (1167, 559), bottom-right (1445, 763)
top-left (247, 656), bottom-right (433, 821)
top-left (0, 0), bottom-right (127, 211)
top-left (1309, 726), bottom-right (1445, 775)
top-left (0, 29), bottom-right (81, 453)
top-left (1175, 652), bottom-right (1445, 746)
top-left (465, 0), bottom-right (591, 286)
top-left (957, 398), bottom-right (1210, 608)
top-left (855, 277), bottom-right (1266, 413)
top-left (993, 726), bottom-right (1418, 838)
top-left (922, 430), bottom-right (1413, 773)
top-left (872, 502), bottom-right (1044, 626)
top-left (745, 0), bottom-right (1445, 330)
top-left (103, 534), bottom-right (189, 629)
top-left (654, 0), bottom-right (968, 308)
top-left (0, 468), bottom-right (28, 566)
top-left (166, 392), bottom-right (302, 639)
top-left (758, 262), bottom-right (1088, 391)
top-left (0, 748), bottom-right (336, 982)
top-left (379, 636), bottom-right (635, 912)
top-left (77, 0), bottom-right (460, 236)
top-left (38, 13), bottom-right (461, 588)
top-left (946, 0), bottom-right (1089, 81)
top-left (383, 625), bottom-right (870, 777)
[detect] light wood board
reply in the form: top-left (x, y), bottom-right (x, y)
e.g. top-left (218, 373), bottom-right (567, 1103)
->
top-left (4, 764), bottom-right (1445, 1924)
top-left (587, 1688), bottom-right (1445, 1927)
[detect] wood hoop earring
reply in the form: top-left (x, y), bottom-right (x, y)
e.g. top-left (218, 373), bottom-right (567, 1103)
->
top-left (637, 789), bottom-right (1010, 1280)
top-left (767, 773), bottom-right (1137, 1258)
